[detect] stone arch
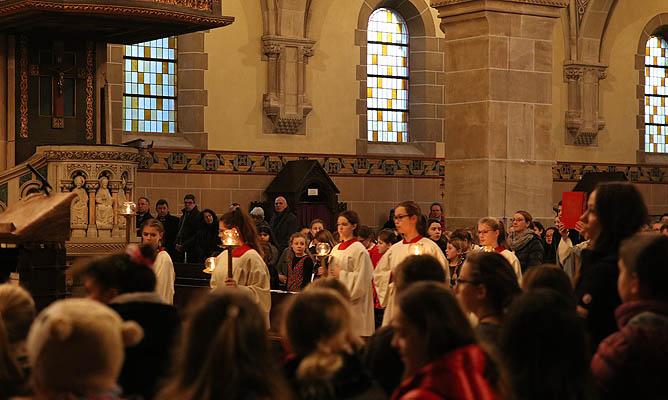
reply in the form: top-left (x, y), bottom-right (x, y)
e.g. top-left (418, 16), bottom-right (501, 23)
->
top-left (635, 14), bottom-right (668, 163)
top-left (578, 0), bottom-right (618, 63)
top-left (355, 0), bottom-right (443, 156)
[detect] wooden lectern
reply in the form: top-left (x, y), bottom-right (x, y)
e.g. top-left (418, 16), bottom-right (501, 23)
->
top-left (0, 192), bottom-right (76, 310)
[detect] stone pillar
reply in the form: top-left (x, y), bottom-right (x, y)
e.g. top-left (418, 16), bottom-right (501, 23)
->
top-left (432, 0), bottom-right (567, 227)
top-left (86, 183), bottom-right (98, 238)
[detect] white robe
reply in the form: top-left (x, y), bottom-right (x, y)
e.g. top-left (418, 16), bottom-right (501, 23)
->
top-left (329, 240), bottom-right (375, 337)
top-left (373, 237), bottom-right (449, 327)
top-left (211, 248), bottom-right (271, 328)
top-left (154, 250), bottom-right (175, 305)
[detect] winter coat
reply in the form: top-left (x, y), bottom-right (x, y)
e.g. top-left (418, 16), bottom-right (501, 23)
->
top-left (512, 233), bottom-right (544, 274)
top-left (391, 344), bottom-right (499, 400)
top-left (591, 300), bottom-right (668, 400)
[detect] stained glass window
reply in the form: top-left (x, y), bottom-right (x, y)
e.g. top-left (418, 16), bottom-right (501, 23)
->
top-left (367, 8), bottom-right (409, 143)
top-left (123, 37), bottom-right (177, 134)
top-left (645, 36), bottom-right (668, 153)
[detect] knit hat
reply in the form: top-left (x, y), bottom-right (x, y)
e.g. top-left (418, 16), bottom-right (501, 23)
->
top-left (27, 298), bottom-right (143, 396)
top-left (250, 207), bottom-right (265, 218)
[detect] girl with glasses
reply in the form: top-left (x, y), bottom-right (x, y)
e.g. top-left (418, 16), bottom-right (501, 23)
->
top-left (374, 201), bottom-right (449, 327)
top-left (476, 217), bottom-right (523, 283)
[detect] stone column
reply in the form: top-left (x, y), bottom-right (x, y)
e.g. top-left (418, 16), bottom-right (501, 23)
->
top-left (86, 183), bottom-right (98, 238)
top-left (432, 0), bottom-right (567, 227)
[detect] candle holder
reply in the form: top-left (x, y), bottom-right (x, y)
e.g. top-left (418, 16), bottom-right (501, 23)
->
top-left (202, 257), bottom-right (216, 274)
top-left (219, 228), bottom-right (241, 279)
top-left (119, 201), bottom-right (136, 245)
top-left (408, 242), bottom-right (424, 256)
top-left (314, 242), bottom-right (332, 280)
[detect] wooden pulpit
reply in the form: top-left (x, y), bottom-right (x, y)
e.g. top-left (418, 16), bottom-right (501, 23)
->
top-left (0, 192), bottom-right (75, 310)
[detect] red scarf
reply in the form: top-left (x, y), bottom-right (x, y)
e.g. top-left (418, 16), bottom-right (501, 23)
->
top-left (338, 238), bottom-right (358, 251)
top-left (232, 244), bottom-right (252, 258)
top-left (403, 235), bottom-right (423, 244)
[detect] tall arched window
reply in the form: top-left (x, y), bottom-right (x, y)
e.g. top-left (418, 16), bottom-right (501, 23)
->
top-left (645, 36), bottom-right (668, 153)
top-left (123, 37), bottom-right (177, 134)
top-left (367, 8), bottom-right (409, 143)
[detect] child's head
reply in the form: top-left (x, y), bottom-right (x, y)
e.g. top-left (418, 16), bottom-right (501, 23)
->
top-left (27, 298), bottom-right (143, 397)
top-left (446, 238), bottom-right (468, 263)
top-left (141, 219), bottom-right (164, 249)
top-left (618, 233), bottom-right (668, 302)
top-left (356, 225), bottom-right (375, 249)
top-left (377, 229), bottom-right (397, 254)
top-left (290, 233), bottom-right (308, 256)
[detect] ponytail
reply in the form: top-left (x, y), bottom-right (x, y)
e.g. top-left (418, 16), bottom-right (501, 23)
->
top-left (221, 207), bottom-right (261, 255)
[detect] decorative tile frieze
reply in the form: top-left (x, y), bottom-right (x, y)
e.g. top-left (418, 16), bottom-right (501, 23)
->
top-left (140, 149), bottom-right (445, 178)
top-left (554, 162), bottom-right (668, 183)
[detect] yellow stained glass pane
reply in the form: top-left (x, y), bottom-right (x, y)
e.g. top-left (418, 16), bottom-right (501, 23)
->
top-left (382, 45), bottom-right (387, 56)
top-left (131, 97), bottom-right (138, 108)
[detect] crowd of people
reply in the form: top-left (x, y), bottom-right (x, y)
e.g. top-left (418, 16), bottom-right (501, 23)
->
top-left (1, 182), bottom-right (667, 399)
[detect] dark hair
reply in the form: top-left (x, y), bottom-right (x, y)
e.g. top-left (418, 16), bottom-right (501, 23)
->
top-left (395, 255), bottom-right (446, 293)
top-left (141, 218), bottom-right (164, 235)
top-left (200, 208), bottom-right (219, 225)
top-left (514, 210), bottom-right (533, 225)
top-left (500, 289), bottom-right (591, 400)
top-left (306, 278), bottom-right (351, 301)
top-left (310, 219), bottom-right (326, 229)
top-left (138, 196), bottom-right (150, 204)
top-left (377, 229), bottom-right (397, 244)
top-left (159, 289), bottom-right (291, 400)
top-left (464, 252), bottom-right (521, 315)
top-left (661, 224), bottom-right (668, 233)
top-left (522, 265), bottom-right (574, 301)
top-left (619, 233), bottom-right (668, 301)
top-left (184, 194), bottom-right (196, 202)
top-left (221, 208), bottom-right (261, 254)
top-left (257, 223), bottom-right (277, 246)
top-left (427, 218), bottom-right (442, 228)
top-left (451, 228), bottom-right (473, 243)
top-left (338, 210), bottom-right (361, 237)
top-left (429, 202), bottom-right (443, 212)
top-left (356, 225), bottom-right (374, 240)
top-left (156, 199), bottom-right (169, 207)
top-left (76, 245), bottom-right (158, 294)
top-left (533, 221), bottom-right (545, 233)
top-left (396, 201), bottom-right (427, 236)
top-left (398, 282), bottom-right (477, 360)
top-left (314, 229), bottom-right (336, 248)
top-left (591, 182), bottom-right (648, 253)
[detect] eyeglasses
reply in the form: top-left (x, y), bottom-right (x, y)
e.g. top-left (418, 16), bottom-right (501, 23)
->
top-left (511, 218), bottom-right (525, 222)
top-left (455, 277), bottom-right (481, 286)
top-left (394, 214), bottom-right (411, 221)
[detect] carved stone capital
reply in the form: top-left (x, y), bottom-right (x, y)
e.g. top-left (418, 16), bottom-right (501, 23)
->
top-left (563, 62), bottom-right (608, 146)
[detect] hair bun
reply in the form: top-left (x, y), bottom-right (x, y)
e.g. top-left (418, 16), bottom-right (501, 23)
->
top-left (49, 316), bottom-right (73, 341)
top-left (120, 320), bottom-right (144, 347)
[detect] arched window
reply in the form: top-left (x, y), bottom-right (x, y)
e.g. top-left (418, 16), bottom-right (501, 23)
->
top-left (645, 36), bottom-right (668, 153)
top-left (123, 37), bottom-right (177, 133)
top-left (367, 8), bottom-right (409, 143)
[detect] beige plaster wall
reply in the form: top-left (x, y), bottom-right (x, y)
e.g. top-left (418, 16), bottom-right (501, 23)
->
top-left (135, 171), bottom-right (442, 230)
top-left (553, 1), bottom-right (668, 163)
top-left (204, 1), bottom-right (442, 154)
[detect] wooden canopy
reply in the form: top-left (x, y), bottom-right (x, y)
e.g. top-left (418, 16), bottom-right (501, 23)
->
top-left (0, 0), bottom-right (234, 43)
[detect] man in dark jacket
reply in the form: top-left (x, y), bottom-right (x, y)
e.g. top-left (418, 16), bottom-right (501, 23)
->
top-left (155, 199), bottom-right (180, 259)
top-left (135, 197), bottom-right (153, 236)
top-left (174, 194), bottom-right (200, 263)
top-left (270, 195), bottom-right (299, 253)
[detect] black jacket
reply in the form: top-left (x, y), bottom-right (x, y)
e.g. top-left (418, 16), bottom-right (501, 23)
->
top-left (109, 292), bottom-right (181, 400)
top-left (513, 233), bottom-right (545, 273)
top-left (193, 221), bottom-right (222, 263)
top-left (158, 213), bottom-right (180, 259)
top-left (575, 248), bottom-right (621, 349)
top-left (176, 206), bottom-right (200, 253)
top-left (270, 210), bottom-right (299, 252)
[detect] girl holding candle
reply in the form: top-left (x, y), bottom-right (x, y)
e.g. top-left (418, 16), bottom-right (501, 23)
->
top-left (373, 201), bottom-right (449, 327)
top-left (141, 219), bottom-right (175, 304)
top-left (210, 208), bottom-right (271, 328)
top-left (286, 233), bottom-right (315, 292)
top-left (328, 210), bottom-right (376, 337)
top-left (476, 217), bottom-right (522, 283)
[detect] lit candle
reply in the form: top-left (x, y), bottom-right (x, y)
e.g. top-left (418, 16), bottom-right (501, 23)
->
top-left (220, 228), bottom-right (240, 246)
top-left (316, 242), bottom-right (331, 257)
top-left (408, 242), bottom-right (424, 256)
top-left (203, 257), bottom-right (216, 274)
top-left (120, 201), bottom-right (136, 216)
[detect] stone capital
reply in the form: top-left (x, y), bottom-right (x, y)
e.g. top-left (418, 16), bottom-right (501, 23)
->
top-left (563, 61), bottom-right (607, 81)
top-left (431, 0), bottom-right (568, 19)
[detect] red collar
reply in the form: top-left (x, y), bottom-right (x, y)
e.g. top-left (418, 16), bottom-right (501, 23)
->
top-left (403, 235), bottom-right (423, 244)
top-left (232, 244), bottom-right (252, 258)
top-left (494, 246), bottom-right (506, 253)
top-left (338, 238), bottom-right (358, 251)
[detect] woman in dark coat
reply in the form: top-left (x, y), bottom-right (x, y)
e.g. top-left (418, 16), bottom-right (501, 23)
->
top-left (193, 208), bottom-right (221, 263)
top-left (575, 183), bottom-right (648, 349)
top-left (507, 210), bottom-right (544, 273)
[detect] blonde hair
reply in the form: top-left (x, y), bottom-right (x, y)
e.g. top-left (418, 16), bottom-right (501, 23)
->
top-left (284, 289), bottom-right (361, 382)
top-left (0, 285), bottom-right (32, 385)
